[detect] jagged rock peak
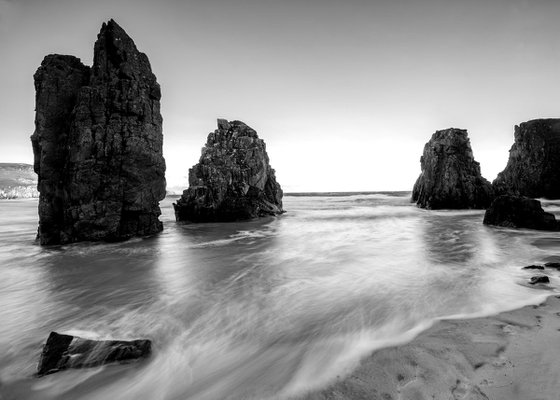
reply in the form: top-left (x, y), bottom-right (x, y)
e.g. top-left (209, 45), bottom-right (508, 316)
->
top-left (31, 20), bottom-right (166, 245)
top-left (173, 119), bottom-right (284, 222)
top-left (412, 128), bottom-right (493, 209)
top-left (493, 119), bottom-right (560, 199)
top-left (92, 19), bottom-right (156, 85)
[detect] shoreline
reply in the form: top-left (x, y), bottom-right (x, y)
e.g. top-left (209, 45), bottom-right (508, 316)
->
top-left (301, 292), bottom-right (560, 400)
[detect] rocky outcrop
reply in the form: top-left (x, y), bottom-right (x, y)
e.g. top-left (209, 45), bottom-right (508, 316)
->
top-left (0, 163), bottom-right (39, 199)
top-left (493, 119), bottom-right (560, 199)
top-left (31, 20), bottom-right (166, 245)
top-left (483, 195), bottom-right (559, 231)
top-left (174, 119), bottom-right (283, 222)
top-left (37, 332), bottom-right (151, 376)
top-left (412, 128), bottom-right (493, 209)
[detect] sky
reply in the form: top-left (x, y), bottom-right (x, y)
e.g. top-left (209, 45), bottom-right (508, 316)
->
top-left (0, 0), bottom-right (559, 192)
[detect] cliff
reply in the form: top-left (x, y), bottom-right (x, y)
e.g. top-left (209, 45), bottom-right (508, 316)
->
top-left (174, 119), bottom-right (283, 222)
top-left (31, 20), bottom-right (166, 245)
top-left (0, 163), bottom-right (39, 199)
top-left (412, 128), bottom-right (493, 209)
top-left (493, 119), bottom-right (560, 199)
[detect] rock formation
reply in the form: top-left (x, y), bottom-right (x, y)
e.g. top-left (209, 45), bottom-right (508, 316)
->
top-left (412, 128), bottom-right (493, 209)
top-left (483, 195), bottom-right (558, 231)
top-left (493, 119), bottom-right (560, 199)
top-left (37, 331), bottom-right (151, 376)
top-left (529, 276), bottom-right (550, 285)
top-left (31, 20), bottom-right (166, 245)
top-left (174, 119), bottom-right (283, 222)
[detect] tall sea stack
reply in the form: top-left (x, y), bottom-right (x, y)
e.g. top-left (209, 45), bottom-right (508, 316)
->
top-left (412, 128), bottom-right (493, 209)
top-left (174, 119), bottom-right (283, 222)
top-left (31, 20), bottom-right (166, 245)
top-left (493, 119), bottom-right (560, 199)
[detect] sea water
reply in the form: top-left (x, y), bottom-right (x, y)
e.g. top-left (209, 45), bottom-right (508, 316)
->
top-left (1, 193), bottom-right (559, 400)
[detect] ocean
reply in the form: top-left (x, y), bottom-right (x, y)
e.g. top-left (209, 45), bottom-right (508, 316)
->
top-left (1, 193), bottom-right (559, 400)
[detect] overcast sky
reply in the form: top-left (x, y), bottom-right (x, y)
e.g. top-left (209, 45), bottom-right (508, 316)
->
top-left (1, 0), bottom-right (559, 191)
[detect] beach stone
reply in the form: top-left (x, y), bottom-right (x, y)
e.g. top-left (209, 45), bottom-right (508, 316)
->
top-left (173, 119), bottom-right (283, 222)
top-left (37, 331), bottom-right (152, 376)
top-left (544, 262), bottom-right (560, 270)
top-left (529, 276), bottom-right (550, 285)
top-left (522, 265), bottom-right (545, 270)
top-left (412, 128), bottom-right (493, 209)
top-left (493, 119), bottom-right (560, 199)
top-left (31, 19), bottom-right (166, 245)
top-left (483, 195), bottom-right (559, 231)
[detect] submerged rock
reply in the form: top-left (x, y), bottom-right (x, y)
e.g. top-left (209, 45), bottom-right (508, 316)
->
top-left (31, 20), bottom-right (166, 245)
top-left (174, 119), bottom-right (283, 222)
top-left (483, 195), bottom-right (558, 231)
top-left (493, 119), bottom-right (560, 199)
top-left (412, 128), bottom-right (493, 209)
top-left (545, 262), bottom-right (560, 270)
top-left (37, 331), bottom-right (151, 376)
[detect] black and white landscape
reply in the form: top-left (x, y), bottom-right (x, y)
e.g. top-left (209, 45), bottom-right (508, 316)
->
top-left (1, 1), bottom-right (560, 400)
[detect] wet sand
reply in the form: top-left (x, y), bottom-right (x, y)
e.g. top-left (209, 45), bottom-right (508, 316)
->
top-left (303, 294), bottom-right (560, 400)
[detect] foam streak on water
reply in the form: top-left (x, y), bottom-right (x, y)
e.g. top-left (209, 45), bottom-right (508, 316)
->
top-left (0, 194), bottom-right (559, 399)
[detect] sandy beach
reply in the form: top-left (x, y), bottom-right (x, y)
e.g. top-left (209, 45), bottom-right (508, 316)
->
top-left (303, 293), bottom-right (560, 400)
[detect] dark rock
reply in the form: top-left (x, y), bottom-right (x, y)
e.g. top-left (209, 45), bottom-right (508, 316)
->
top-left (31, 55), bottom-right (90, 243)
top-left (31, 20), bottom-right (166, 245)
top-left (37, 331), bottom-right (151, 376)
top-left (522, 265), bottom-right (545, 270)
top-left (529, 276), bottom-right (550, 285)
top-left (545, 262), bottom-right (560, 270)
top-left (412, 128), bottom-right (493, 209)
top-left (493, 119), bottom-right (560, 199)
top-left (483, 195), bottom-right (559, 231)
top-left (173, 119), bottom-right (283, 222)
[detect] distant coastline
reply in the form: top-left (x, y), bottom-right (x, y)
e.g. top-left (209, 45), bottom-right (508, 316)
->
top-left (0, 163), bottom-right (38, 199)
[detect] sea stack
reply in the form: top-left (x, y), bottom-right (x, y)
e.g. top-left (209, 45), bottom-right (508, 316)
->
top-left (31, 20), bottom-right (166, 245)
top-left (174, 119), bottom-right (283, 222)
top-left (493, 119), bottom-right (560, 199)
top-left (412, 128), bottom-right (493, 209)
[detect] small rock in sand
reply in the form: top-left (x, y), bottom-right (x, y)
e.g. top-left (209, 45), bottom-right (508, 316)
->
top-left (529, 276), bottom-right (550, 285)
top-left (37, 331), bottom-right (152, 376)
